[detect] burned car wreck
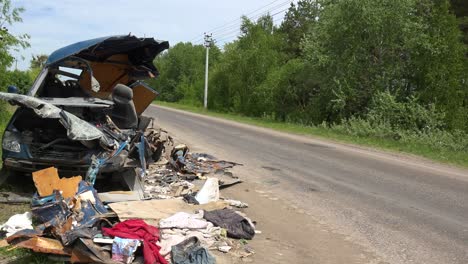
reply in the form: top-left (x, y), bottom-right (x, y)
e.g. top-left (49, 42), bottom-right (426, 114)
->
top-left (1, 35), bottom-right (169, 193)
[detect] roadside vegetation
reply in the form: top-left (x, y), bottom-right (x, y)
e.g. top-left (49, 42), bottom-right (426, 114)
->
top-left (0, 107), bottom-right (13, 167)
top-left (149, 0), bottom-right (468, 166)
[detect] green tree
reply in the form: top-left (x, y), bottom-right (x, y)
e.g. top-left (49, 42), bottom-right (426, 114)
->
top-left (303, 0), bottom-right (467, 130)
top-left (0, 0), bottom-right (29, 77)
top-left (450, 0), bottom-right (468, 45)
top-left (5, 69), bottom-right (33, 94)
top-left (210, 15), bottom-right (285, 115)
top-left (30, 54), bottom-right (48, 69)
top-left (150, 42), bottom-right (220, 105)
top-left (279, 0), bottom-right (320, 58)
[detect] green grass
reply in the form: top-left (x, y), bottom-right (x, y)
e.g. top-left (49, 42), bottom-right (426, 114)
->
top-left (154, 101), bottom-right (468, 168)
top-left (0, 105), bottom-right (14, 169)
top-left (0, 247), bottom-right (64, 264)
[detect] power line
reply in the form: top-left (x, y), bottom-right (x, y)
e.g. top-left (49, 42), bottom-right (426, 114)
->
top-left (208, 7), bottom-right (291, 45)
top-left (202, 6), bottom-right (290, 43)
top-left (189, 0), bottom-right (294, 43)
top-left (188, 0), bottom-right (286, 42)
top-left (210, 0), bottom-right (292, 36)
top-left (207, 0), bottom-right (285, 36)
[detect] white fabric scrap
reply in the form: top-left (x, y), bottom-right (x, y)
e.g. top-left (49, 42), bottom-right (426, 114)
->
top-left (218, 245), bottom-right (232, 253)
top-left (195, 178), bottom-right (219, 204)
top-left (0, 212), bottom-right (33, 237)
top-left (157, 225), bottom-right (222, 256)
top-left (159, 211), bottom-right (208, 229)
top-left (224, 199), bottom-right (248, 208)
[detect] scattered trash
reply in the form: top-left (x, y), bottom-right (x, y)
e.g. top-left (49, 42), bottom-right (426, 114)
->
top-left (111, 237), bottom-right (141, 264)
top-left (195, 178), bottom-right (220, 205)
top-left (171, 237), bottom-right (216, 264)
top-left (107, 198), bottom-right (229, 226)
top-left (0, 121), bottom-right (255, 263)
top-left (0, 212), bottom-right (33, 237)
top-left (204, 208), bottom-right (256, 240)
top-left (223, 199), bottom-right (249, 208)
top-left (102, 219), bottom-right (167, 264)
top-left (218, 245), bottom-right (232, 253)
top-left (159, 211), bottom-right (208, 230)
top-left (13, 236), bottom-right (71, 256)
top-left (32, 167), bottom-right (81, 199)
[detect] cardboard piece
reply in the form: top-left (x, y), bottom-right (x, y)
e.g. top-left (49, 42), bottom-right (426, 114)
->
top-left (14, 237), bottom-right (71, 256)
top-left (32, 167), bottom-right (60, 197)
top-left (58, 177), bottom-right (83, 199)
top-left (108, 198), bottom-right (229, 226)
top-left (32, 167), bottom-right (82, 199)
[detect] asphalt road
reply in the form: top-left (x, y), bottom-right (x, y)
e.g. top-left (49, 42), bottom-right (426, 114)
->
top-left (146, 105), bottom-right (468, 264)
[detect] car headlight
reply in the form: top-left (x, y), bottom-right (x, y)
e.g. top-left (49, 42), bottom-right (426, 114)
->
top-left (2, 131), bottom-right (21, 153)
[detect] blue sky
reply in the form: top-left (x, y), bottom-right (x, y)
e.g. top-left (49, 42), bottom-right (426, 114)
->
top-left (9, 0), bottom-right (293, 70)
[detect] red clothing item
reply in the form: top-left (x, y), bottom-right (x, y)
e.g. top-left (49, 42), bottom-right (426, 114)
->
top-left (102, 219), bottom-right (167, 264)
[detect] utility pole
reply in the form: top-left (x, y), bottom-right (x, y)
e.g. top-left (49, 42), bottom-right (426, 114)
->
top-left (203, 33), bottom-right (213, 109)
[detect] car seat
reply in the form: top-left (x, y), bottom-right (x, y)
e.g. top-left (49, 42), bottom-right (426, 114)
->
top-left (111, 84), bottom-right (138, 129)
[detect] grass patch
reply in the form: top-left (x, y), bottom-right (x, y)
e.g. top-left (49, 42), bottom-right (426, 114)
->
top-left (154, 101), bottom-right (468, 168)
top-left (0, 247), bottom-right (64, 264)
top-left (0, 105), bottom-right (14, 169)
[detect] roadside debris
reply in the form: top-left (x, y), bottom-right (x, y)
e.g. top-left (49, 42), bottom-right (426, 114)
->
top-left (102, 219), bottom-right (167, 264)
top-left (203, 209), bottom-right (255, 240)
top-left (111, 237), bottom-right (141, 264)
top-left (0, 212), bottom-right (33, 237)
top-left (0, 126), bottom-right (255, 263)
top-left (171, 237), bottom-right (215, 264)
top-left (223, 199), bottom-right (248, 208)
top-left (195, 178), bottom-right (220, 205)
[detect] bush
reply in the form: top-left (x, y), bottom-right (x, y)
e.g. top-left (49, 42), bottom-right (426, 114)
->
top-left (366, 91), bottom-right (446, 132)
top-left (329, 92), bottom-right (468, 153)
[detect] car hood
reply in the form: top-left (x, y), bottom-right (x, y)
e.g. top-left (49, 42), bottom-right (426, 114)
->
top-left (45, 35), bottom-right (169, 76)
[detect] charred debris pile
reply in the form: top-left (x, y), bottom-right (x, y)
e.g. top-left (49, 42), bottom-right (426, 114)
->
top-left (0, 127), bottom-right (257, 264)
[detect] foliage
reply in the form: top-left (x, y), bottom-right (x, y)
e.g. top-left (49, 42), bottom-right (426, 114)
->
top-left (29, 54), bottom-right (48, 69)
top-left (450, 0), bottom-right (468, 44)
top-left (3, 69), bottom-right (33, 93)
top-left (303, 0), bottom-right (466, 130)
top-left (209, 15), bottom-right (285, 115)
top-left (279, 0), bottom-right (320, 58)
top-left (327, 91), bottom-right (468, 154)
top-left (148, 42), bottom-right (221, 105)
top-left (0, 0), bottom-right (29, 71)
top-left (0, 0), bottom-right (29, 130)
